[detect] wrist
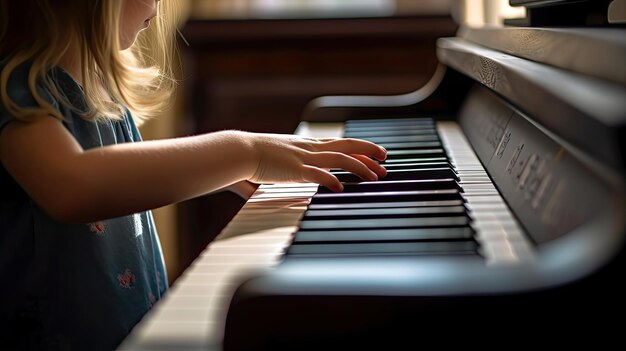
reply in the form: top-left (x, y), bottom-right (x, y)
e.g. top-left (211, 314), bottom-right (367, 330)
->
top-left (216, 130), bottom-right (258, 181)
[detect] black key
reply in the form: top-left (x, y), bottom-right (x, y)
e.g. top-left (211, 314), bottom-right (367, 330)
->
top-left (346, 117), bottom-right (434, 124)
top-left (345, 129), bottom-right (438, 138)
top-left (344, 117), bottom-right (435, 129)
top-left (345, 125), bottom-right (434, 132)
top-left (380, 162), bottom-right (453, 170)
top-left (299, 216), bottom-right (471, 230)
top-left (378, 141), bottom-right (442, 150)
top-left (307, 199), bottom-right (465, 210)
top-left (293, 227), bottom-right (475, 243)
top-left (316, 179), bottom-right (461, 194)
top-left (357, 135), bottom-right (440, 144)
top-left (385, 149), bottom-right (447, 159)
top-left (302, 206), bottom-right (467, 220)
top-left (310, 189), bottom-right (462, 204)
top-left (383, 157), bottom-right (448, 164)
top-left (286, 241), bottom-right (478, 256)
top-left (333, 168), bottom-right (459, 183)
top-left (344, 125), bottom-right (436, 133)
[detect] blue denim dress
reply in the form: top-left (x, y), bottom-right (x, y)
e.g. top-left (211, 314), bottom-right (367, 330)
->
top-left (0, 61), bottom-right (168, 350)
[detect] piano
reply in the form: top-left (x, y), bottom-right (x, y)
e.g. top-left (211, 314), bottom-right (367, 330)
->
top-left (119, 0), bottom-right (626, 349)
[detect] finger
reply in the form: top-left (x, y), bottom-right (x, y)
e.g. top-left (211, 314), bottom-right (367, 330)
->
top-left (315, 138), bottom-right (387, 161)
top-left (305, 151), bottom-right (378, 181)
top-left (302, 165), bottom-right (343, 192)
top-left (351, 154), bottom-right (387, 179)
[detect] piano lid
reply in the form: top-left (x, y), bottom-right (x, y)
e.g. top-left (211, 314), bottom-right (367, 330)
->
top-left (437, 26), bottom-right (626, 174)
top-left (507, 0), bottom-right (617, 26)
top-left (457, 26), bottom-right (626, 85)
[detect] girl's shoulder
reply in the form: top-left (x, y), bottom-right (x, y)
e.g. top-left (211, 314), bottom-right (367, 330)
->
top-left (0, 58), bottom-right (59, 112)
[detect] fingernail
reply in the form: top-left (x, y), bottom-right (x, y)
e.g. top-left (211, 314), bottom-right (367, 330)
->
top-left (379, 167), bottom-right (387, 177)
top-left (380, 147), bottom-right (387, 160)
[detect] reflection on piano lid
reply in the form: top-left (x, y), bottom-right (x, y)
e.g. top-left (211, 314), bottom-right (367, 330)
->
top-left (119, 3), bottom-right (626, 351)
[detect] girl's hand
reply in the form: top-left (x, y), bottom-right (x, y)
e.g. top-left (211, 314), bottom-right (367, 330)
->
top-left (244, 132), bottom-right (387, 192)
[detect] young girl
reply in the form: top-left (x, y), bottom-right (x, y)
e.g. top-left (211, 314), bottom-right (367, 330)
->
top-left (0, 0), bottom-right (387, 349)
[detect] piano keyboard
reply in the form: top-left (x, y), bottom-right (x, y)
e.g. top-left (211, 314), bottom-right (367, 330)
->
top-left (118, 118), bottom-right (534, 351)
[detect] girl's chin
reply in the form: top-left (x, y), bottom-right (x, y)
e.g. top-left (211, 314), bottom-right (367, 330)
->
top-left (120, 38), bottom-right (136, 51)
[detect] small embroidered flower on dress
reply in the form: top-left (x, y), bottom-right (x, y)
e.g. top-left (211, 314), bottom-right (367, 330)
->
top-left (88, 221), bottom-right (106, 236)
top-left (117, 269), bottom-right (135, 289)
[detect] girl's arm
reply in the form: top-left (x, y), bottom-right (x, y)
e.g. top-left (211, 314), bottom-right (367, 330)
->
top-left (0, 115), bottom-right (386, 223)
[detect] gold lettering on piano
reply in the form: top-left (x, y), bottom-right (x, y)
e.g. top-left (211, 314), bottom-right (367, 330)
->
top-left (496, 131), bottom-right (511, 159)
top-left (506, 142), bottom-right (524, 175)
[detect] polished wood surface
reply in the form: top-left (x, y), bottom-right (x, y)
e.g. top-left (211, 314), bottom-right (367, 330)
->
top-left (179, 15), bottom-right (457, 134)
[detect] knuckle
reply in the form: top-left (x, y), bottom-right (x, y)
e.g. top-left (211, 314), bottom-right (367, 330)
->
top-left (342, 138), bottom-right (358, 146)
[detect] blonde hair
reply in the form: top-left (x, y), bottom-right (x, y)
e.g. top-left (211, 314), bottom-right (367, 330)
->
top-left (0, 0), bottom-right (181, 124)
